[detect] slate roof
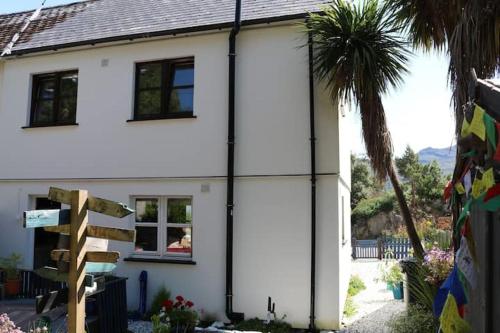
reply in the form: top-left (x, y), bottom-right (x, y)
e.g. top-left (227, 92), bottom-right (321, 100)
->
top-left (0, 0), bottom-right (329, 55)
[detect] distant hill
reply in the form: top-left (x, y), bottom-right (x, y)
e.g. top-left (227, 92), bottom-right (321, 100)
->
top-left (418, 146), bottom-right (456, 176)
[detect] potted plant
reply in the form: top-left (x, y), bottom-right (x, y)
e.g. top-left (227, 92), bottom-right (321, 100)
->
top-left (0, 253), bottom-right (22, 297)
top-left (386, 264), bottom-right (404, 300)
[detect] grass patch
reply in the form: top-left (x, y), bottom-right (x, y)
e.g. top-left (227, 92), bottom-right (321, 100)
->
top-left (387, 305), bottom-right (439, 333)
top-left (348, 275), bottom-right (366, 297)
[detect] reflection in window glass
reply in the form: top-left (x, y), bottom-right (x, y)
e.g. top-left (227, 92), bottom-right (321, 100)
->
top-left (169, 88), bottom-right (194, 113)
top-left (135, 199), bottom-right (158, 223)
top-left (135, 226), bottom-right (158, 252)
top-left (166, 227), bottom-right (192, 255)
top-left (168, 199), bottom-right (192, 224)
top-left (172, 67), bottom-right (194, 87)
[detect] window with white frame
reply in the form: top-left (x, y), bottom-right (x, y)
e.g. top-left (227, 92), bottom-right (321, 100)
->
top-left (133, 197), bottom-right (192, 258)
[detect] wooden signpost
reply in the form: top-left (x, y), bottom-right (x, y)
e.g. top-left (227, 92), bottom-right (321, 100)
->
top-left (23, 187), bottom-right (135, 333)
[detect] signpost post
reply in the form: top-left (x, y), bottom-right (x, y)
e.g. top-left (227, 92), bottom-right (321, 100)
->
top-left (23, 187), bottom-right (135, 333)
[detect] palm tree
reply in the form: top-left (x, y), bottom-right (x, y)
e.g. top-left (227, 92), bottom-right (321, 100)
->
top-left (386, 0), bottom-right (500, 136)
top-left (305, 0), bottom-right (425, 259)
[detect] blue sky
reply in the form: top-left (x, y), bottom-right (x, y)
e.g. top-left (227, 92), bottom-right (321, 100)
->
top-left (2, 1), bottom-right (457, 157)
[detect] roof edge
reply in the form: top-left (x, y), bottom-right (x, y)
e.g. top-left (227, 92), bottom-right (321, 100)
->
top-left (7, 12), bottom-right (315, 57)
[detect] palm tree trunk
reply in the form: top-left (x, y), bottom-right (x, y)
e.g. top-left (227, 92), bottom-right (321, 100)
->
top-left (387, 163), bottom-right (425, 260)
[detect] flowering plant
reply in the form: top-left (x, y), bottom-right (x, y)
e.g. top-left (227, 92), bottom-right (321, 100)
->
top-left (0, 313), bottom-right (23, 333)
top-left (423, 247), bottom-right (454, 285)
top-left (154, 295), bottom-right (198, 333)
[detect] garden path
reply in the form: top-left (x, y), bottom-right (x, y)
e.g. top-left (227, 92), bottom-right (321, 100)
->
top-left (341, 259), bottom-right (405, 333)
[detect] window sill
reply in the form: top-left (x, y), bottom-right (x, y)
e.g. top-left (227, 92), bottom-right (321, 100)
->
top-left (22, 123), bottom-right (79, 129)
top-left (127, 114), bottom-right (196, 122)
top-left (124, 257), bottom-right (196, 265)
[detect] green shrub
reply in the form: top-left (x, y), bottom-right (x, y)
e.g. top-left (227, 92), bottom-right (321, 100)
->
top-left (343, 297), bottom-right (357, 318)
top-left (150, 286), bottom-right (171, 317)
top-left (348, 275), bottom-right (366, 297)
top-left (388, 305), bottom-right (439, 333)
top-left (352, 193), bottom-right (395, 223)
top-left (234, 318), bottom-right (292, 333)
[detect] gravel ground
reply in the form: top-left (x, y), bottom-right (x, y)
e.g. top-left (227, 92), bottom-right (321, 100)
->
top-left (341, 259), bottom-right (406, 333)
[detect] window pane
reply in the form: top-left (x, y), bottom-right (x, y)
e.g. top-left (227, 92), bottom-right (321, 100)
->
top-left (58, 97), bottom-right (77, 123)
top-left (137, 90), bottom-right (161, 116)
top-left (168, 88), bottom-right (193, 113)
top-left (33, 100), bottom-right (54, 124)
top-left (138, 63), bottom-right (162, 89)
top-left (168, 199), bottom-right (192, 224)
top-left (135, 199), bottom-right (158, 223)
top-left (37, 78), bottom-right (55, 100)
top-left (172, 66), bottom-right (194, 87)
top-left (167, 227), bottom-right (192, 255)
top-left (135, 226), bottom-right (158, 252)
top-left (60, 73), bottom-right (78, 97)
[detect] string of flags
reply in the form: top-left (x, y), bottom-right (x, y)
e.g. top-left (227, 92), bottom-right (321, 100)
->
top-left (439, 102), bottom-right (500, 332)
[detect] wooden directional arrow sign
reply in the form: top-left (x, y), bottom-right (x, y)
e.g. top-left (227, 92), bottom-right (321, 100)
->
top-left (24, 209), bottom-right (70, 228)
top-left (48, 187), bottom-right (134, 218)
top-left (52, 250), bottom-right (119, 263)
top-left (44, 225), bottom-right (136, 242)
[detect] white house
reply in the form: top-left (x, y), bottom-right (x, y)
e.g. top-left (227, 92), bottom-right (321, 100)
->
top-left (0, 0), bottom-right (351, 330)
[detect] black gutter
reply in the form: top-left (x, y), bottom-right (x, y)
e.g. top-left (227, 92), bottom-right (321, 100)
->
top-left (225, 0), bottom-right (244, 323)
top-left (307, 29), bottom-right (317, 333)
top-left (8, 13), bottom-right (320, 57)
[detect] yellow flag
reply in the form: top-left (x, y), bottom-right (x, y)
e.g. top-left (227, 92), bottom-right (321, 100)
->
top-left (469, 105), bottom-right (486, 141)
top-left (440, 293), bottom-right (471, 333)
top-left (455, 183), bottom-right (466, 195)
top-left (472, 178), bottom-right (483, 199)
top-left (461, 119), bottom-right (471, 138)
top-left (482, 168), bottom-right (495, 190)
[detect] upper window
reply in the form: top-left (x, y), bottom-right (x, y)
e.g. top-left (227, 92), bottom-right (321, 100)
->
top-left (30, 71), bottom-right (78, 127)
top-left (134, 58), bottom-right (194, 120)
top-left (133, 196), bottom-right (193, 258)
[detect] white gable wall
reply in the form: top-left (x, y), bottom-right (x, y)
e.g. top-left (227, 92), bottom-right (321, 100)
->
top-left (0, 24), bottom-right (349, 329)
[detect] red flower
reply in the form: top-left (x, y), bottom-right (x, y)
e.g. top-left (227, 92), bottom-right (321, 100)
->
top-left (174, 301), bottom-right (182, 308)
top-left (162, 300), bottom-right (174, 312)
top-left (186, 301), bottom-right (194, 308)
top-left (175, 295), bottom-right (185, 302)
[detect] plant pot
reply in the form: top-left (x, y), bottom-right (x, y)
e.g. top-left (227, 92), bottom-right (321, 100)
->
top-left (4, 278), bottom-right (20, 297)
top-left (391, 282), bottom-right (404, 300)
top-left (386, 282), bottom-right (394, 291)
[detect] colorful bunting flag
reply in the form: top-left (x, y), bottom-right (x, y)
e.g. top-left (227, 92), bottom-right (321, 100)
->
top-left (469, 104), bottom-right (486, 141)
top-left (494, 123), bottom-right (500, 161)
top-left (455, 183), bottom-right (466, 195)
top-left (440, 293), bottom-right (471, 333)
top-left (456, 236), bottom-right (477, 288)
top-left (484, 112), bottom-right (497, 149)
top-left (461, 119), bottom-right (472, 138)
top-left (444, 181), bottom-right (453, 201)
top-left (434, 266), bottom-right (467, 318)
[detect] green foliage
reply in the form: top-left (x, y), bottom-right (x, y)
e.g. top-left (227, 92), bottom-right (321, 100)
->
top-left (152, 314), bottom-right (170, 333)
top-left (395, 146), bottom-right (447, 211)
top-left (343, 297), bottom-right (358, 318)
top-left (150, 287), bottom-right (171, 317)
top-left (169, 308), bottom-right (198, 328)
top-left (379, 261), bottom-right (404, 286)
top-left (234, 318), bottom-right (292, 333)
top-left (403, 260), bottom-right (438, 311)
top-left (0, 253), bottom-right (22, 279)
top-left (351, 155), bottom-right (380, 209)
top-left (352, 193), bottom-right (395, 223)
top-left (348, 275), bottom-right (366, 297)
top-left (388, 305), bottom-right (439, 333)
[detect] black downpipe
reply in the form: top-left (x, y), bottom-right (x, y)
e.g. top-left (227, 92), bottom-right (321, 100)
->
top-left (307, 30), bottom-right (317, 333)
top-left (226, 0), bottom-right (244, 323)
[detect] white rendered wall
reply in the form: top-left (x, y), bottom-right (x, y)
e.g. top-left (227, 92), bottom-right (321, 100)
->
top-left (0, 23), bottom-right (349, 330)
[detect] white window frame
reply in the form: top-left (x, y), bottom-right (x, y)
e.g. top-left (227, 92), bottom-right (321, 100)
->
top-left (131, 195), bottom-right (193, 259)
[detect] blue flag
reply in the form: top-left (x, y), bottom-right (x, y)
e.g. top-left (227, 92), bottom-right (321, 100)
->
top-left (433, 265), bottom-right (467, 317)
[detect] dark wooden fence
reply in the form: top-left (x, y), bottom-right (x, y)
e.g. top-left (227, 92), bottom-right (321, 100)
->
top-left (352, 237), bottom-right (413, 260)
